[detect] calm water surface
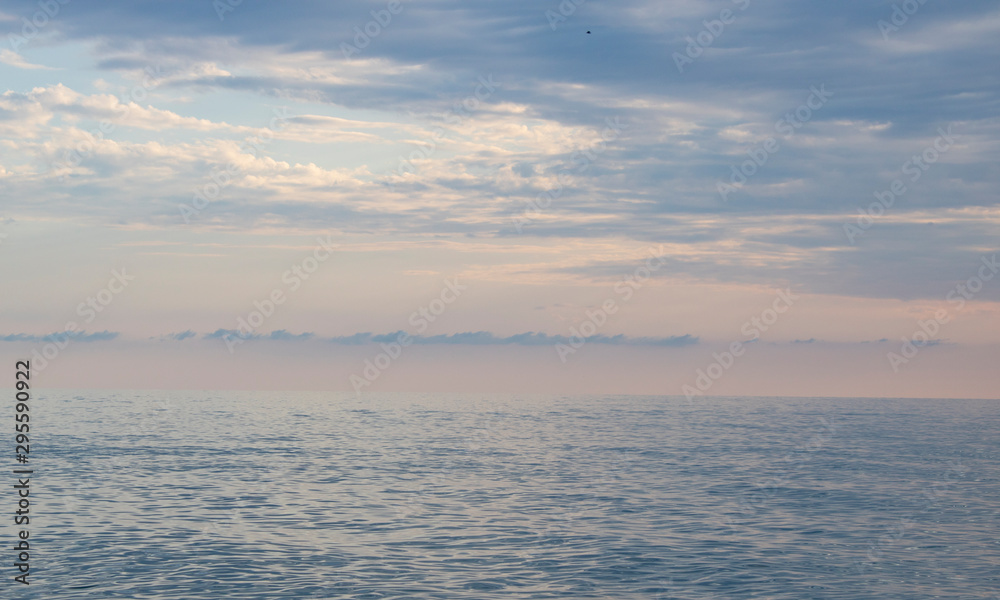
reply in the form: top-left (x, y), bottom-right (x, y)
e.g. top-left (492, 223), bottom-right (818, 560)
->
top-left (9, 392), bottom-right (999, 598)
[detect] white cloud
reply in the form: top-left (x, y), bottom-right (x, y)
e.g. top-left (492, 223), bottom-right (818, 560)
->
top-left (0, 49), bottom-right (56, 70)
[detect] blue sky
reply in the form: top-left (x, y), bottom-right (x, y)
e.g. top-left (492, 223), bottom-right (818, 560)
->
top-left (0, 0), bottom-right (998, 397)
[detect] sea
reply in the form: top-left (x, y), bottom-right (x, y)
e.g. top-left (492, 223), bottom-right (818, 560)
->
top-left (7, 391), bottom-right (999, 599)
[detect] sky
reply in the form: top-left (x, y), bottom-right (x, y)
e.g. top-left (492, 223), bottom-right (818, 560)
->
top-left (0, 0), bottom-right (998, 398)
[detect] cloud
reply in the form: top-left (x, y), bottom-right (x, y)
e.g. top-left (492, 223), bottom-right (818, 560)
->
top-left (0, 330), bottom-right (966, 349)
top-left (0, 334), bottom-right (37, 342)
top-left (0, 49), bottom-right (56, 70)
top-left (328, 330), bottom-right (699, 347)
top-left (266, 329), bottom-right (314, 341)
top-left (0, 0), bottom-right (997, 309)
top-left (0, 330), bottom-right (119, 342)
top-left (199, 329), bottom-right (697, 347)
top-left (153, 330), bottom-right (197, 341)
top-left (203, 328), bottom-right (260, 341)
top-left (202, 329), bottom-right (314, 342)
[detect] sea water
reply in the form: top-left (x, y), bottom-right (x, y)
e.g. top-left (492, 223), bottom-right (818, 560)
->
top-left (9, 391), bottom-right (999, 598)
